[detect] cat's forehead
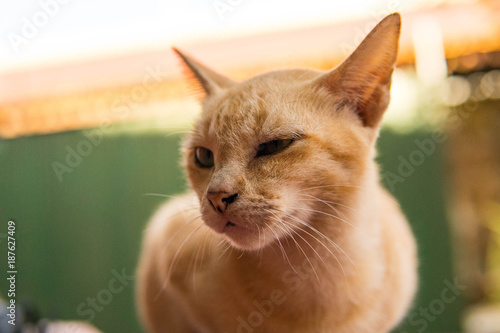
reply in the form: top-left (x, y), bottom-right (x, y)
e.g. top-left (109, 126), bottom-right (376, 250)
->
top-left (198, 77), bottom-right (311, 147)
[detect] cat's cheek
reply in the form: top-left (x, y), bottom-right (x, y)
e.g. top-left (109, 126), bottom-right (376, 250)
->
top-left (281, 186), bottom-right (315, 217)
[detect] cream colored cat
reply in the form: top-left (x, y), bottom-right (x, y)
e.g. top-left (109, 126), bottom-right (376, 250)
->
top-left (137, 13), bottom-right (417, 333)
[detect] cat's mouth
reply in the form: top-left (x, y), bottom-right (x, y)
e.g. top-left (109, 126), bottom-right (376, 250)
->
top-left (222, 220), bottom-right (255, 237)
top-left (203, 211), bottom-right (266, 249)
top-left (223, 220), bottom-right (248, 233)
top-left (220, 220), bottom-right (261, 250)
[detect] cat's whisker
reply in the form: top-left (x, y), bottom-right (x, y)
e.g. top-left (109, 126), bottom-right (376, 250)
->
top-left (237, 250), bottom-right (245, 259)
top-left (267, 210), bottom-right (321, 283)
top-left (165, 222), bottom-right (204, 275)
top-left (270, 218), bottom-right (296, 249)
top-left (192, 229), bottom-right (212, 292)
top-left (159, 213), bottom-right (202, 249)
top-left (269, 207), bottom-right (354, 268)
top-left (278, 217), bottom-right (344, 279)
top-left (156, 213), bottom-right (203, 278)
top-left (266, 211), bottom-right (303, 276)
top-left (164, 130), bottom-right (192, 137)
top-left (201, 230), bottom-right (211, 266)
top-left (281, 213), bottom-right (353, 277)
top-left (151, 206), bottom-right (200, 223)
top-left (291, 206), bottom-right (367, 237)
top-left (246, 218), bottom-right (266, 260)
top-left (297, 194), bottom-right (367, 218)
top-left (143, 192), bottom-right (183, 199)
top-left (217, 238), bottom-right (226, 248)
top-left (278, 221), bottom-right (321, 284)
top-left (299, 184), bottom-right (363, 192)
top-left (143, 192), bottom-right (172, 198)
top-left (273, 229), bottom-right (302, 276)
top-left (255, 224), bottom-right (265, 267)
top-left (217, 241), bottom-right (233, 261)
top-left (282, 220), bottom-right (330, 280)
top-left (228, 246), bottom-right (236, 261)
top-left (299, 184), bottom-right (401, 207)
top-left (155, 125), bottom-right (192, 133)
top-left (190, 232), bottom-right (205, 293)
top-left (155, 222), bottom-right (204, 301)
top-left (268, 227), bottom-right (288, 263)
top-left (267, 218), bottom-right (295, 266)
top-left (143, 193), bottom-right (200, 207)
top-left (267, 241), bottom-right (280, 258)
top-left (257, 222), bottom-right (262, 250)
top-left (142, 193), bottom-right (199, 215)
top-left (302, 195), bottom-right (350, 222)
top-left (273, 214), bottom-right (336, 274)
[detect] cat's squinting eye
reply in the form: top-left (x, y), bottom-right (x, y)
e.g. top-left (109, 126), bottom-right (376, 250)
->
top-left (256, 139), bottom-right (294, 157)
top-left (195, 147), bottom-right (214, 168)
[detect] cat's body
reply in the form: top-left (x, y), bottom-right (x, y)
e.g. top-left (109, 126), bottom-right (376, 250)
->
top-left (137, 13), bottom-right (417, 333)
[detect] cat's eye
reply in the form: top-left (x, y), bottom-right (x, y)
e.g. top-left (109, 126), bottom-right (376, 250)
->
top-left (195, 147), bottom-right (214, 168)
top-left (256, 139), bottom-right (294, 157)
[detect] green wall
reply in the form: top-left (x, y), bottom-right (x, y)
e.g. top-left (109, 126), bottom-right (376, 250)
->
top-left (0, 125), bottom-right (464, 332)
top-left (378, 130), bottom-right (466, 333)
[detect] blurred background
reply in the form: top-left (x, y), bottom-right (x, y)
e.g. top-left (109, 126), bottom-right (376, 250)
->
top-left (1, 0), bottom-right (500, 332)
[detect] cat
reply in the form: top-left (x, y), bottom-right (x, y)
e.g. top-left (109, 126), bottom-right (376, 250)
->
top-left (136, 13), bottom-right (417, 333)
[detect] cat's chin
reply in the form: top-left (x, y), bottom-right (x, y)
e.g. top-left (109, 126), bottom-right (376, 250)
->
top-left (223, 225), bottom-right (262, 251)
top-left (203, 218), bottom-right (266, 251)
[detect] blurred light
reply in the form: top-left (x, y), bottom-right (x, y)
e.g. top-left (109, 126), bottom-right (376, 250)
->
top-left (441, 76), bottom-right (471, 106)
top-left (481, 70), bottom-right (500, 99)
top-left (460, 53), bottom-right (481, 72)
top-left (0, 0), bottom-right (405, 73)
top-left (468, 72), bottom-right (488, 102)
top-left (412, 15), bottom-right (448, 86)
top-left (384, 69), bottom-right (420, 130)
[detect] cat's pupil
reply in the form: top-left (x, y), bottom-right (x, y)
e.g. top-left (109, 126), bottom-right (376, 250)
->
top-left (195, 147), bottom-right (214, 168)
top-left (256, 139), bottom-right (293, 157)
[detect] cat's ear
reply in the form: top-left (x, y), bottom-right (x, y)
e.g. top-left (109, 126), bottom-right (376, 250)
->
top-left (317, 13), bottom-right (401, 128)
top-left (173, 47), bottom-right (236, 97)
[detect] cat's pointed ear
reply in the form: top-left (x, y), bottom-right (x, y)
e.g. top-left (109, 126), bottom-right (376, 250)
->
top-left (173, 47), bottom-right (236, 96)
top-left (318, 13), bottom-right (401, 128)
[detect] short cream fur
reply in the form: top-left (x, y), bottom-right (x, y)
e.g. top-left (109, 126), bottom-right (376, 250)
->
top-left (137, 13), bottom-right (417, 333)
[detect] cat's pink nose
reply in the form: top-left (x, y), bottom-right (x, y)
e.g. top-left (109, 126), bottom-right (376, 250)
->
top-left (207, 192), bottom-right (238, 213)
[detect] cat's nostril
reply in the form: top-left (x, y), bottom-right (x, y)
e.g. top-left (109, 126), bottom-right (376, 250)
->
top-left (207, 191), bottom-right (238, 213)
top-left (222, 193), bottom-right (238, 205)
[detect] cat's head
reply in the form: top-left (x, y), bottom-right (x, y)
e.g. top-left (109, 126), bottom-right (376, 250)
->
top-left (177, 14), bottom-right (400, 250)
